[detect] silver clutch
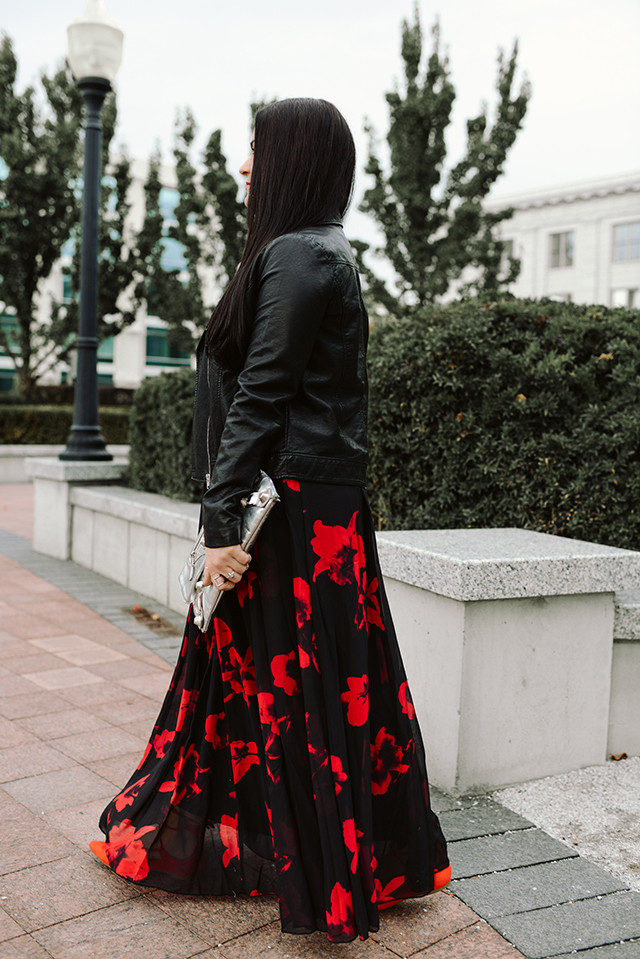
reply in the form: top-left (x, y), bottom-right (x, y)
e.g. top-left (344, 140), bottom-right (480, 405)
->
top-left (179, 471), bottom-right (280, 632)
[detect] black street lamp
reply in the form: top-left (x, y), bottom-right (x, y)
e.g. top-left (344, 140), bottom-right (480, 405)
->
top-left (60, 0), bottom-right (124, 461)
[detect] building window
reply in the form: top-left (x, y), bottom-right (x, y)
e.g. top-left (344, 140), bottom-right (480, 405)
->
top-left (613, 222), bottom-right (640, 261)
top-left (550, 231), bottom-right (574, 269)
top-left (611, 288), bottom-right (637, 309)
top-left (0, 314), bottom-right (18, 357)
top-left (160, 236), bottom-right (187, 272)
top-left (62, 273), bottom-right (73, 302)
top-left (146, 327), bottom-right (191, 367)
top-left (97, 336), bottom-right (114, 362)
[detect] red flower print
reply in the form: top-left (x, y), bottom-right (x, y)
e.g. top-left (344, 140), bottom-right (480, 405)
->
top-left (158, 744), bottom-right (206, 804)
top-left (220, 813), bottom-right (239, 867)
top-left (136, 743), bottom-right (151, 770)
top-left (398, 682), bottom-right (416, 720)
top-left (293, 577), bottom-right (311, 629)
top-left (222, 647), bottom-right (256, 704)
top-left (342, 818), bottom-right (359, 874)
top-left (311, 511), bottom-right (363, 587)
top-left (282, 478), bottom-right (300, 491)
top-left (108, 818), bottom-right (156, 881)
top-left (370, 727), bottom-right (410, 796)
top-left (151, 728), bottom-right (175, 759)
top-left (176, 687), bottom-right (198, 732)
top-left (214, 618), bottom-right (233, 651)
top-left (236, 568), bottom-right (257, 607)
top-left (114, 775), bottom-right (149, 812)
top-left (366, 576), bottom-right (385, 630)
top-left (230, 739), bottom-right (260, 782)
top-left (373, 874), bottom-right (405, 905)
top-left (330, 754), bottom-right (348, 795)
top-left (325, 881), bottom-right (354, 939)
top-left (341, 675), bottom-right (369, 726)
top-left (205, 711), bottom-right (228, 749)
top-left (271, 651), bottom-right (300, 696)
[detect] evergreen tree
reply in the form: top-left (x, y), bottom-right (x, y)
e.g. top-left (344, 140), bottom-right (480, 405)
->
top-left (359, 9), bottom-right (531, 314)
top-left (135, 112), bottom-right (246, 350)
top-left (0, 35), bottom-right (82, 398)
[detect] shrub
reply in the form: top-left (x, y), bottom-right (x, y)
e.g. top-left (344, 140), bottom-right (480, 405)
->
top-left (0, 405), bottom-right (130, 444)
top-left (127, 368), bottom-right (199, 502)
top-left (367, 298), bottom-right (640, 550)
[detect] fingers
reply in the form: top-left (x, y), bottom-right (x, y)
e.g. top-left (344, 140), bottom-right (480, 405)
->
top-left (202, 544), bottom-right (252, 592)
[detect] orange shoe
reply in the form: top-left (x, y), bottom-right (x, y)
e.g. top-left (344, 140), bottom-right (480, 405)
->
top-left (89, 840), bottom-right (110, 867)
top-left (378, 864), bottom-right (452, 911)
top-left (433, 863), bottom-right (452, 891)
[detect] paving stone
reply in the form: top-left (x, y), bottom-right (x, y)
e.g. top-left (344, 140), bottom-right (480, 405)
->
top-left (411, 920), bottom-right (526, 958)
top-left (3, 765), bottom-right (116, 814)
top-left (449, 828), bottom-right (577, 879)
top-left (33, 897), bottom-right (212, 958)
top-left (369, 889), bottom-right (478, 953)
top-left (430, 788), bottom-right (468, 814)
top-left (0, 714), bottom-right (37, 748)
top-left (3, 652), bottom-right (68, 675)
top-left (149, 889), bottom-right (280, 946)
top-left (44, 796), bottom-right (113, 850)
top-left (0, 690), bottom-right (70, 720)
top-left (88, 692), bottom-right (163, 727)
top-left (22, 666), bottom-right (104, 691)
top-left (0, 740), bottom-right (75, 784)
top-left (49, 726), bottom-right (146, 764)
top-left (450, 856), bottom-right (629, 918)
top-left (86, 749), bottom-right (146, 788)
top-left (1, 851), bottom-right (143, 933)
top-left (0, 787), bottom-right (31, 822)
top-left (0, 905), bottom-right (23, 943)
top-left (218, 920), bottom-right (391, 958)
top-left (439, 802), bottom-right (532, 841)
top-left (16, 707), bottom-right (112, 741)
top-left (0, 935), bottom-right (53, 958)
top-left (492, 891), bottom-right (640, 958)
top-left (551, 940), bottom-right (640, 959)
top-left (0, 806), bottom-right (76, 875)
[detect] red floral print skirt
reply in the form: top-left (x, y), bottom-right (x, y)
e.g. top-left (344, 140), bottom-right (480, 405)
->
top-left (98, 479), bottom-right (448, 943)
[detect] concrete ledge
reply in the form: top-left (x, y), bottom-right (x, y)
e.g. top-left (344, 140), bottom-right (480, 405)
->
top-left (70, 485), bottom-right (198, 540)
top-left (0, 444), bottom-right (128, 483)
top-left (614, 590), bottom-right (640, 641)
top-left (26, 455), bottom-right (128, 483)
top-left (377, 528), bottom-right (640, 601)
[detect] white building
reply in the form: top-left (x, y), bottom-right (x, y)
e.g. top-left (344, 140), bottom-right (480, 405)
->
top-left (486, 170), bottom-right (640, 308)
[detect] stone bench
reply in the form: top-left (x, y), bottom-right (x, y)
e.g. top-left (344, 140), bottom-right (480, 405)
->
top-left (377, 528), bottom-right (640, 794)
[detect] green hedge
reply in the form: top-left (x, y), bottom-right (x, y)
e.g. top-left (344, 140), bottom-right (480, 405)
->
top-left (0, 405), bottom-right (130, 445)
top-left (127, 368), bottom-right (199, 502)
top-left (367, 298), bottom-right (640, 550)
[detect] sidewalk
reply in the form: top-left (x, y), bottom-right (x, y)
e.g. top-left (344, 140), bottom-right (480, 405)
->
top-left (1, 483), bottom-right (639, 959)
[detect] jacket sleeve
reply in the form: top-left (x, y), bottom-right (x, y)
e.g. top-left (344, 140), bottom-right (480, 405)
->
top-left (201, 232), bottom-right (334, 547)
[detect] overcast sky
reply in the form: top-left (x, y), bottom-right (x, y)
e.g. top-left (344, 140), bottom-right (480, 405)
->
top-left (4, 0), bottom-right (639, 227)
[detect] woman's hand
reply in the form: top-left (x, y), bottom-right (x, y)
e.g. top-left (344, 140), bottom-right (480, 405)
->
top-left (202, 545), bottom-right (252, 591)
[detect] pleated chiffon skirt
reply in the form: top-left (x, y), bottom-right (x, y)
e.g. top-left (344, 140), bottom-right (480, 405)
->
top-left (98, 478), bottom-right (448, 942)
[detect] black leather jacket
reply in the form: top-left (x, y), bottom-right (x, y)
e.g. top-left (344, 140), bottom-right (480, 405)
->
top-left (192, 221), bottom-right (369, 548)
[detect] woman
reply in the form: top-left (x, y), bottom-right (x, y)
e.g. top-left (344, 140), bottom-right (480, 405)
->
top-left (91, 98), bottom-right (449, 943)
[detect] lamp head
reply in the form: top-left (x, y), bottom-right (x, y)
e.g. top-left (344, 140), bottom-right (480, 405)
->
top-left (67, 0), bottom-right (123, 83)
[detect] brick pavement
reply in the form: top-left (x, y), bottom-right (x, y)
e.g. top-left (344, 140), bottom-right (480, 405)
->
top-left (1, 482), bottom-right (639, 959)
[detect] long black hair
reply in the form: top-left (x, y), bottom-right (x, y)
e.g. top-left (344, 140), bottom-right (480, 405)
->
top-left (204, 98), bottom-right (356, 372)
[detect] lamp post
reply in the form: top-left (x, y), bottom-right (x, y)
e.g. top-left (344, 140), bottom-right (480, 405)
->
top-left (60, 0), bottom-right (123, 461)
